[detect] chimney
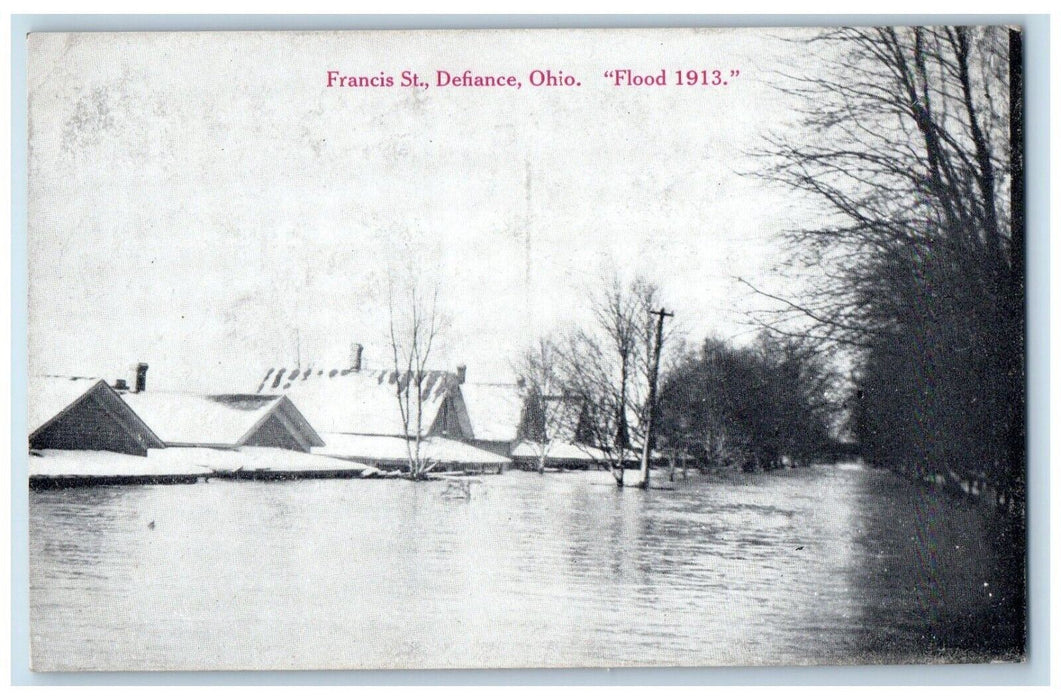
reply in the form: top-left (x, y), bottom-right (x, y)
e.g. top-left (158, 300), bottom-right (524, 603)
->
top-left (114, 378), bottom-right (129, 391)
top-left (350, 343), bottom-right (363, 371)
top-left (135, 363), bottom-right (148, 393)
top-left (456, 364), bottom-right (467, 384)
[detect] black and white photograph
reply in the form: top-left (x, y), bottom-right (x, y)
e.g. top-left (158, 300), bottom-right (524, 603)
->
top-left (24, 24), bottom-right (1028, 672)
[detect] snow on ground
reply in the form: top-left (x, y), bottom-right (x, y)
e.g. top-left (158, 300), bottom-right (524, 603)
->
top-left (29, 449), bottom-right (213, 477)
top-left (314, 433), bottom-right (510, 466)
top-left (29, 447), bottom-right (370, 478)
top-left (511, 440), bottom-right (608, 463)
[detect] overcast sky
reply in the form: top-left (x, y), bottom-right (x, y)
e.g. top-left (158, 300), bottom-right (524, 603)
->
top-left (28, 28), bottom-right (819, 392)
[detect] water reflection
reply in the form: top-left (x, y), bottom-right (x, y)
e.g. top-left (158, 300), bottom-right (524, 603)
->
top-left (846, 468), bottom-right (1022, 661)
top-left (29, 466), bottom-right (1019, 670)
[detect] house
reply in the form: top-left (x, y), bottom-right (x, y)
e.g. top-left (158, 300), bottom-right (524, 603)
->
top-left (29, 376), bottom-right (165, 456)
top-left (510, 393), bottom-right (604, 470)
top-left (28, 366), bottom-right (372, 486)
top-left (122, 391), bottom-right (324, 452)
top-left (255, 348), bottom-right (508, 473)
top-left (459, 382), bottom-right (525, 456)
top-left (456, 377), bottom-right (604, 470)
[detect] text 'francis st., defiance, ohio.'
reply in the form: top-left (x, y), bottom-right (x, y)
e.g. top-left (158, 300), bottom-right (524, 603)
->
top-left (325, 69), bottom-right (582, 90)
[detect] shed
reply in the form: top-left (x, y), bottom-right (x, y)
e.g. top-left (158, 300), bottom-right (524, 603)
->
top-left (122, 392), bottom-right (323, 452)
top-left (29, 377), bottom-right (164, 456)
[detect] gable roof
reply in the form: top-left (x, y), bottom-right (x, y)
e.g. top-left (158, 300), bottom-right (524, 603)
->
top-left (29, 376), bottom-right (106, 436)
top-left (460, 383), bottom-right (525, 443)
top-left (121, 392), bottom-right (322, 448)
top-left (255, 367), bottom-right (466, 437)
top-left (28, 376), bottom-right (165, 452)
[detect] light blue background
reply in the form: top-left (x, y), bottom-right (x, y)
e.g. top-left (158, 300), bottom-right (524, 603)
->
top-left (9, 13), bottom-right (1051, 686)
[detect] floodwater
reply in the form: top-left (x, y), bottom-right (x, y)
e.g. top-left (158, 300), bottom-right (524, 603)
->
top-left (28, 465), bottom-right (1023, 671)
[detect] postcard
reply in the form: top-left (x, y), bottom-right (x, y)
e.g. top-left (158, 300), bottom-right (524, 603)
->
top-left (26, 26), bottom-right (1026, 671)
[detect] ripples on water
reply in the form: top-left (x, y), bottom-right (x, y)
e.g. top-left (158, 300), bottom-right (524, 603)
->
top-left (29, 465), bottom-right (1020, 670)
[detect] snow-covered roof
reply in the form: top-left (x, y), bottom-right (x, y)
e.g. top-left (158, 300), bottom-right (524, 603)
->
top-left (460, 383), bottom-right (524, 442)
top-left (28, 376), bottom-right (106, 435)
top-left (147, 446), bottom-right (367, 473)
top-left (256, 367), bottom-right (463, 437)
top-left (28, 376), bottom-right (165, 453)
top-left (121, 392), bottom-right (314, 447)
top-left (315, 432), bottom-right (509, 466)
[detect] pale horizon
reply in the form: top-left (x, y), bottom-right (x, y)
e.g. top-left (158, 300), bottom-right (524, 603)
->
top-left (29, 28), bottom-right (818, 393)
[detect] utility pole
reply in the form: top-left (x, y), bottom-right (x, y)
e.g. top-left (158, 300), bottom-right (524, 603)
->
top-left (639, 308), bottom-right (674, 489)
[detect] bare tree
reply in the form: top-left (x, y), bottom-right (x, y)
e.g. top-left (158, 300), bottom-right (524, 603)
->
top-left (387, 274), bottom-right (445, 481)
top-left (513, 336), bottom-right (568, 474)
top-left (753, 28), bottom-right (1010, 338)
top-left (555, 274), bottom-right (664, 487)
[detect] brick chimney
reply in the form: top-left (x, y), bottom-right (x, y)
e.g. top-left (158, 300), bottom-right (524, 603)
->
top-left (456, 364), bottom-right (467, 384)
top-left (114, 378), bottom-right (129, 391)
top-left (135, 363), bottom-right (148, 393)
top-left (350, 343), bottom-right (363, 371)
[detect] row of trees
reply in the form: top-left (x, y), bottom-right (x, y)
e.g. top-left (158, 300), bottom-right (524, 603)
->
top-left (659, 334), bottom-right (836, 472)
top-left (747, 26), bottom-right (1025, 653)
top-left (751, 26), bottom-right (1024, 515)
top-left (514, 274), bottom-right (838, 484)
top-left (515, 27), bottom-right (1024, 504)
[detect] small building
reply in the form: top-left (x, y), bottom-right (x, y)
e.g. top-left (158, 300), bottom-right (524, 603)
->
top-left (122, 392), bottom-right (324, 452)
top-left (459, 382), bottom-right (525, 456)
top-left (454, 378), bottom-right (605, 470)
top-left (29, 376), bottom-right (164, 456)
top-left (511, 393), bottom-right (602, 470)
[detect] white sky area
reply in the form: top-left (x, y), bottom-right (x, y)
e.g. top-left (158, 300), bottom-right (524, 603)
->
top-left (28, 28), bottom-right (822, 392)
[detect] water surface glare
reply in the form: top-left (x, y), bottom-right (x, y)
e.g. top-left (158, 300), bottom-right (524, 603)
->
top-left (29, 466), bottom-right (1017, 670)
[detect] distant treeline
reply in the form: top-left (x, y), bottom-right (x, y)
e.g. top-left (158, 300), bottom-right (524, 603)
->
top-left (658, 333), bottom-right (838, 472)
